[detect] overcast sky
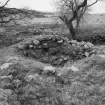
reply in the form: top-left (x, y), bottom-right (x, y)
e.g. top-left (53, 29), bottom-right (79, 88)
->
top-left (6, 0), bottom-right (55, 12)
top-left (2, 0), bottom-right (105, 13)
top-left (91, 1), bottom-right (105, 14)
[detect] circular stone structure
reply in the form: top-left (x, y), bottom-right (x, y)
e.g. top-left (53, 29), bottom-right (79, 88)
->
top-left (17, 35), bottom-right (94, 66)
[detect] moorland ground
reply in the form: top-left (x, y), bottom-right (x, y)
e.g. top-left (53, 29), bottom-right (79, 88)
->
top-left (0, 13), bottom-right (105, 48)
top-left (0, 10), bottom-right (105, 105)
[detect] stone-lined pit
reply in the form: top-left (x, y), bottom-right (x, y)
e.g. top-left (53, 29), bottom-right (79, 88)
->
top-left (17, 35), bottom-right (95, 66)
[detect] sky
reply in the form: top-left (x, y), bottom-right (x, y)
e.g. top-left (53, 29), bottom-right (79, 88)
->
top-left (1, 0), bottom-right (105, 13)
top-left (6, 0), bottom-right (55, 12)
top-left (90, 1), bottom-right (105, 14)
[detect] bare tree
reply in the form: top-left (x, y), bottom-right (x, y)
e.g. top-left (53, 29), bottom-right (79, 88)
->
top-left (57, 0), bottom-right (100, 39)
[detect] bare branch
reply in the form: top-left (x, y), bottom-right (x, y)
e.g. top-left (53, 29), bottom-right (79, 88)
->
top-left (0, 0), bottom-right (10, 8)
top-left (77, 0), bottom-right (87, 11)
top-left (87, 0), bottom-right (98, 7)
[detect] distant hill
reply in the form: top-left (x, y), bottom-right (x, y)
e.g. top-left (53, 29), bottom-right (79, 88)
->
top-left (81, 13), bottom-right (105, 25)
top-left (1, 7), bottom-right (54, 18)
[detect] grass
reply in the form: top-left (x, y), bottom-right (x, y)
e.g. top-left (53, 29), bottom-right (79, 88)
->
top-left (0, 12), bottom-right (105, 105)
top-left (1, 14), bottom-right (105, 48)
top-left (1, 55), bottom-right (105, 105)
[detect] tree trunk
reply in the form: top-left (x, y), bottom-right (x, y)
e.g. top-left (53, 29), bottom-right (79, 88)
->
top-left (67, 21), bottom-right (76, 40)
top-left (59, 15), bottom-right (76, 40)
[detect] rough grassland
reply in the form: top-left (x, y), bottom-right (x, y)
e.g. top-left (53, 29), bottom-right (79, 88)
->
top-left (0, 11), bottom-right (105, 105)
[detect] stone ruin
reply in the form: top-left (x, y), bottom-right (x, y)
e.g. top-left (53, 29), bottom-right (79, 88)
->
top-left (17, 35), bottom-right (95, 66)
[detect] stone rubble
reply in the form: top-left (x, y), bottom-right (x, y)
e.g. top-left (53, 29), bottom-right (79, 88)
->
top-left (17, 35), bottom-right (95, 66)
